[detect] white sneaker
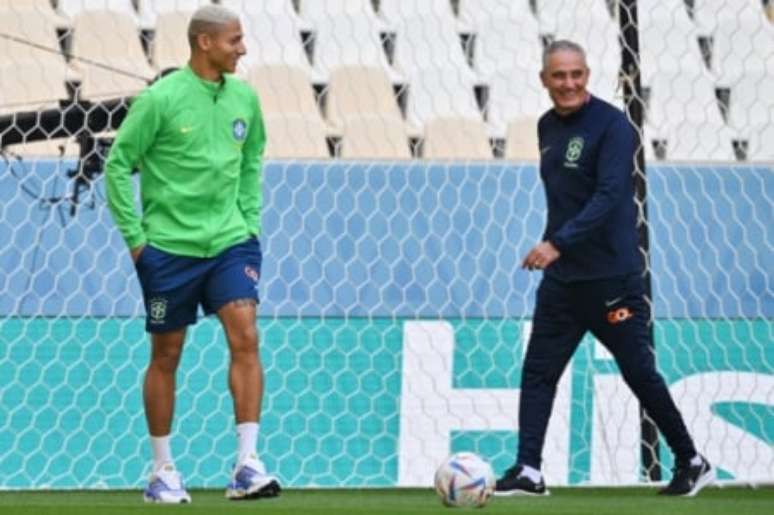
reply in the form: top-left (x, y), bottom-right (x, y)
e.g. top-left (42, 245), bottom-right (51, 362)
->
top-left (143, 463), bottom-right (192, 504)
top-left (225, 453), bottom-right (281, 500)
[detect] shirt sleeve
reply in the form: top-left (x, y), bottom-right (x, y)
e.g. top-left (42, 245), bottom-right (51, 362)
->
top-left (550, 116), bottom-right (636, 251)
top-left (104, 90), bottom-right (161, 249)
top-left (237, 90), bottom-right (266, 236)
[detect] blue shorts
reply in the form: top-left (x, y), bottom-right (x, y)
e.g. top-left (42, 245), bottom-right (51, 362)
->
top-left (134, 237), bottom-right (262, 333)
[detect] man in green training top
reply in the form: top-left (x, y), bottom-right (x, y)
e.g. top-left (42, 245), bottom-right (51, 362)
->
top-left (105, 5), bottom-right (279, 504)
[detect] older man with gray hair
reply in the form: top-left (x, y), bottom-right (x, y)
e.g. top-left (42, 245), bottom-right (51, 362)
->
top-left (105, 4), bottom-right (278, 503)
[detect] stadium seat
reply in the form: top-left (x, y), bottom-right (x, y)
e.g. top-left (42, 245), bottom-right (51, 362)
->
top-left (689, 0), bottom-right (774, 162)
top-left (4, 138), bottom-right (79, 158)
top-left (0, 0), bottom-right (67, 25)
top-left (137, 0), bottom-right (211, 28)
top-left (220, 0), bottom-right (319, 80)
top-left (0, 62), bottom-right (70, 116)
top-left (382, 4), bottom-right (483, 126)
top-left (504, 117), bottom-right (539, 160)
top-left (152, 10), bottom-right (192, 71)
top-left (70, 10), bottom-right (155, 100)
top-left (299, 2), bottom-right (400, 82)
top-left (380, 0), bottom-right (465, 29)
top-left (246, 65), bottom-right (324, 121)
top-left (76, 60), bottom-right (151, 100)
top-left (459, 1), bottom-right (547, 133)
top-left (58, 0), bottom-right (138, 21)
top-left (538, 0), bottom-right (621, 106)
top-left (404, 68), bottom-right (482, 126)
top-left (326, 66), bottom-right (404, 130)
top-left (263, 114), bottom-right (330, 159)
top-left (0, 0), bottom-right (56, 11)
top-left (726, 71), bottom-right (774, 162)
top-left (423, 117), bottom-right (492, 160)
top-left (638, 1), bottom-right (707, 81)
top-left (646, 76), bottom-right (735, 161)
top-left (693, 0), bottom-right (774, 82)
top-left (746, 125), bottom-right (774, 162)
top-left (339, 115), bottom-right (411, 159)
top-left (0, 9), bottom-right (70, 68)
top-left (638, 1), bottom-right (734, 163)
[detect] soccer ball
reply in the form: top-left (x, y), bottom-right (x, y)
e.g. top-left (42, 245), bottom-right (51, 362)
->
top-left (434, 452), bottom-right (495, 508)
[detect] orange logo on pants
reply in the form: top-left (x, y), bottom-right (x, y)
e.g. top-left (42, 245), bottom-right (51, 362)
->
top-left (607, 307), bottom-right (633, 324)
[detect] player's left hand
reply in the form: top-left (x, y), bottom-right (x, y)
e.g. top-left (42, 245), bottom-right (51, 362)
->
top-left (521, 241), bottom-right (560, 271)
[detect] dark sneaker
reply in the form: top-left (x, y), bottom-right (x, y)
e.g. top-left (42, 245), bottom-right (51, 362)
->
top-left (658, 456), bottom-right (714, 496)
top-left (225, 454), bottom-right (281, 500)
top-left (494, 464), bottom-right (549, 496)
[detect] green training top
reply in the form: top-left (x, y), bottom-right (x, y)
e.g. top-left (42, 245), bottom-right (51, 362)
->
top-left (105, 65), bottom-right (266, 258)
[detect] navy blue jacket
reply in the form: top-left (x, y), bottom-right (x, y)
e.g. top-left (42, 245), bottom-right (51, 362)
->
top-left (538, 95), bottom-right (642, 281)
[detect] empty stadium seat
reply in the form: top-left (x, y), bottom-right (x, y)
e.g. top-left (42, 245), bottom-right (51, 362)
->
top-left (70, 10), bottom-right (154, 99)
top-left (137, 0), bottom-right (211, 28)
top-left (220, 0), bottom-right (319, 80)
top-left (405, 68), bottom-right (482, 126)
top-left (0, 62), bottom-right (70, 115)
top-left (0, 9), bottom-right (69, 68)
top-left (504, 117), bottom-right (539, 160)
top-left (0, 0), bottom-right (67, 25)
top-left (746, 125), bottom-right (774, 162)
top-left (725, 71), bottom-right (774, 162)
top-left (152, 10), bottom-right (191, 71)
top-left (263, 114), bottom-right (330, 159)
top-left (339, 115), bottom-right (411, 159)
top-left (460, 1), bottom-right (548, 133)
top-left (58, 0), bottom-right (138, 21)
top-left (380, 0), bottom-right (464, 29)
top-left (639, 0), bottom-right (707, 81)
top-left (4, 138), bottom-right (79, 158)
top-left (538, 0), bottom-right (621, 106)
top-left (381, 3), bottom-right (483, 125)
top-left (695, 0), bottom-right (774, 82)
top-left (646, 76), bottom-right (735, 161)
top-left (423, 117), bottom-right (492, 160)
top-left (77, 60), bottom-right (151, 100)
top-left (299, 2), bottom-right (400, 82)
top-left (246, 65), bottom-right (323, 120)
top-left (326, 66), bottom-right (404, 129)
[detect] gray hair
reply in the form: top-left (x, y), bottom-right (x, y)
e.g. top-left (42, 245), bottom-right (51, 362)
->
top-left (188, 5), bottom-right (240, 48)
top-left (542, 39), bottom-right (587, 70)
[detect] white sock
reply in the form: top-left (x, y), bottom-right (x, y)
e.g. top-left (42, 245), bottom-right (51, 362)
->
top-left (689, 454), bottom-right (703, 467)
top-left (150, 435), bottom-right (173, 471)
top-left (237, 422), bottom-right (259, 462)
top-left (520, 464), bottom-right (543, 483)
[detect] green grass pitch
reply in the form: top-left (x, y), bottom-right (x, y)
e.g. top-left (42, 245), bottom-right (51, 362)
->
top-left (1, 487), bottom-right (773, 515)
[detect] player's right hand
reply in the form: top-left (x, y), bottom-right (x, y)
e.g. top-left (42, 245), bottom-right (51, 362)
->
top-left (130, 245), bottom-right (146, 263)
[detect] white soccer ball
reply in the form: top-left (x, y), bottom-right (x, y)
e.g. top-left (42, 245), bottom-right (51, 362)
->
top-left (434, 452), bottom-right (495, 508)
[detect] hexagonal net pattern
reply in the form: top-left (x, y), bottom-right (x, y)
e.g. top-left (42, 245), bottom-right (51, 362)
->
top-left (0, 158), bottom-right (771, 489)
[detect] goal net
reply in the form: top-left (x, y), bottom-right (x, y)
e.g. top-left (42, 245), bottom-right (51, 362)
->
top-left (0, 0), bottom-right (771, 489)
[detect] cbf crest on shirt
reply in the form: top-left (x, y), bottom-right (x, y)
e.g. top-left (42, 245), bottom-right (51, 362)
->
top-left (564, 136), bottom-right (584, 168)
top-left (233, 118), bottom-right (247, 141)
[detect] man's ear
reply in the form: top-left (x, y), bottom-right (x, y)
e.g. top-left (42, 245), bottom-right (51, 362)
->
top-left (196, 32), bottom-right (211, 51)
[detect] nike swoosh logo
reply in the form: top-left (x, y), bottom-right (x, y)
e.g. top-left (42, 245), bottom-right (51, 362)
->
top-left (605, 297), bottom-right (623, 307)
top-left (540, 146), bottom-right (551, 154)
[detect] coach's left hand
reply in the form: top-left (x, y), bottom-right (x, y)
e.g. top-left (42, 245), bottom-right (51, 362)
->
top-left (521, 241), bottom-right (560, 271)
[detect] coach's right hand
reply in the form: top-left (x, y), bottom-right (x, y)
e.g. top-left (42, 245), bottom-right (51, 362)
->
top-left (130, 245), bottom-right (146, 263)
